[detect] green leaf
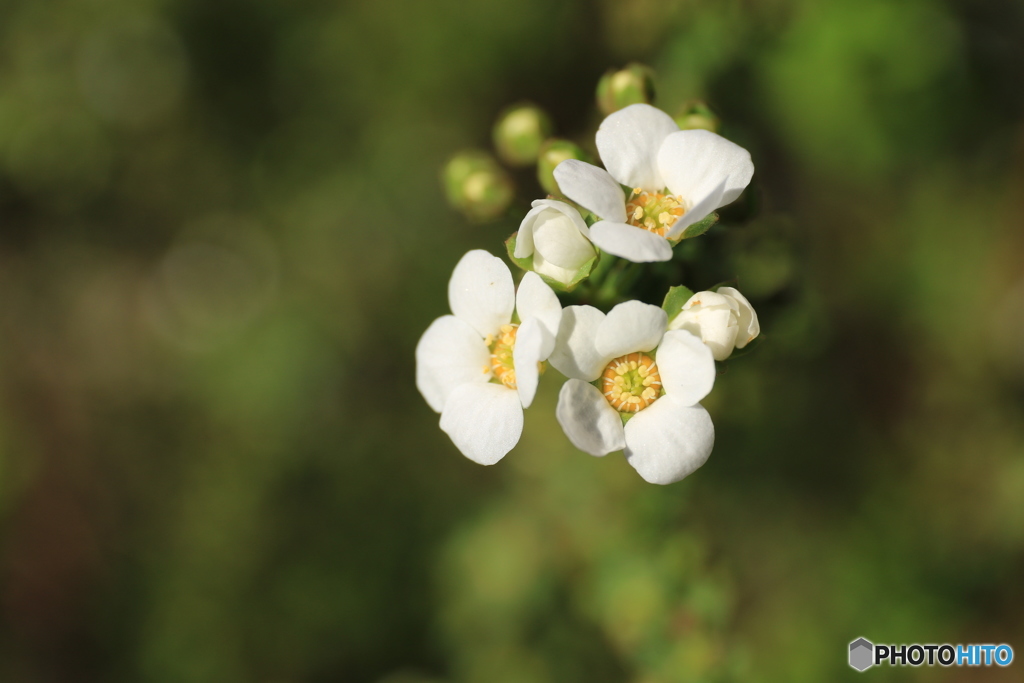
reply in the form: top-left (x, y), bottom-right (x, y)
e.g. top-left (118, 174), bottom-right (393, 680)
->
top-left (677, 212), bottom-right (719, 241)
top-left (661, 284), bottom-right (696, 323)
top-left (505, 232), bottom-right (598, 293)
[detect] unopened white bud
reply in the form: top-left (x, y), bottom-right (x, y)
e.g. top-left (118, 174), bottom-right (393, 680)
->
top-left (667, 287), bottom-right (759, 360)
top-left (514, 200), bottom-right (595, 286)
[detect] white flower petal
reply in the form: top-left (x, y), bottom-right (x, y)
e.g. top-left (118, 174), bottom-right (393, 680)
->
top-left (665, 178), bottom-right (727, 240)
top-left (655, 330), bottom-right (717, 405)
top-left (515, 271), bottom-right (562, 340)
top-left (530, 198), bottom-right (592, 237)
top-left (556, 379), bottom-right (625, 456)
top-left (596, 103), bottom-right (679, 190)
top-left (657, 129), bottom-right (753, 209)
top-left (590, 222), bottom-right (674, 262)
top-left (515, 199), bottom-right (591, 260)
top-left (531, 211), bottom-right (596, 270)
top-left (671, 307), bottom-right (738, 361)
top-left (718, 287), bottom-right (760, 348)
top-left (513, 222), bottom-right (536, 259)
top-left (533, 252), bottom-right (579, 286)
top-left (553, 160), bottom-right (627, 224)
top-left (623, 397), bottom-right (714, 484)
top-left (513, 316), bottom-right (551, 409)
top-left (549, 305), bottom-right (607, 381)
top-left (440, 382), bottom-right (523, 465)
top-left (596, 300), bottom-right (667, 359)
top-left (448, 250), bottom-right (515, 338)
top-left (683, 290), bottom-right (735, 311)
top-left (415, 315), bottom-right (491, 413)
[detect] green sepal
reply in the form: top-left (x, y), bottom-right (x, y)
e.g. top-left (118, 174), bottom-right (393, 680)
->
top-left (661, 284), bottom-right (696, 323)
top-left (722, 334), bottom-right (763, 361)
top-left (708, 278), bottom-right (738, 292)
top-left (674, 212), bottom-right (719, 242)
top-left (505, 232), bottom-right (598, 293)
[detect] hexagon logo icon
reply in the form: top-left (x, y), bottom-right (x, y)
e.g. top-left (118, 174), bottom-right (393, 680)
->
top-left (849, 637), bottom-right (874, 671)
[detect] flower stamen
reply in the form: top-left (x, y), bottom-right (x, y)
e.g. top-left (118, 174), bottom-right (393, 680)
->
top-left (489, 324), bottom-right (518, 389)
top-left (624, 191), bottom-right (686, 236)
top-left (601, 352), bottom-right (662, 412)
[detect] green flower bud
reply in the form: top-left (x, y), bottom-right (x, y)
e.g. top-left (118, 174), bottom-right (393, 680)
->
top-left (674, 100), bottom-right (720, 133)
top-left (492, 102), bottom-right (553, 167)
top-left (442, 150), bottom-right (514, 222)
top-left (535, 138), bottom-right (590, 195)
top-left (596, 63), bottom-right (655, 115)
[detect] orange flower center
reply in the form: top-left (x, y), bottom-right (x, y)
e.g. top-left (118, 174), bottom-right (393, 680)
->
top-left (601, 352), bottom-right (662, 413)
top-left (625, 189), bottom-right (686, 236)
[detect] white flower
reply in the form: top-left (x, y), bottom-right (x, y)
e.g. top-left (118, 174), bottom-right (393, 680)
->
top-left (514, 199), bottom-right (596, 286)
top-left (553, 103), bottom-right (754, 263)
top-left (416, 250), bottom-right (562, 465)
top-left (668, 287), bottom-right (760, 361)
top-left (549, 300), bottom-right (717, 484)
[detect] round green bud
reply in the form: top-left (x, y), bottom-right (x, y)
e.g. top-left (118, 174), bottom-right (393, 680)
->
top-left (442, 150), bottom-right (514, 222)
top-left (674, 100), bottom-right (720, 133)
top-left (596, 63), bottom-right (656, 116)
top-left (536, 139), bottom-right (590, 195)
top-left (492, 102), bottom-right (553, 167)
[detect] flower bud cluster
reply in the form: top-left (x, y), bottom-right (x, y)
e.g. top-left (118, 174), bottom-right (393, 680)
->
top-left (420, 67), bottom-right (762, 484)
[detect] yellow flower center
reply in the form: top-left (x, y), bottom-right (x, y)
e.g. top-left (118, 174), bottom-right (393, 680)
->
top-left (487, 324), bottom-right (518, 389)
top-left (601, 352), bottom-right (662, 413)
top-left (625, 188), bottom-right (686, 236)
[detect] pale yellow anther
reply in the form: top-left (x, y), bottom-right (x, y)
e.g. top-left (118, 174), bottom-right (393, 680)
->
top-left (629, 361), bottom-right (638, 370)
top-left (483, 334), bottom-right (494, 346)
top-left (642, 387), bottom-right (657, 400)
top-left (489, 323), bottom-right (519, 389)
top-left (615, 365), bottom-right (628, 376)
top-left (637, 365), bottom-right (649, 378)
top-left (642, 376), bottom-right (654, 386)
top-left (624, 191), bottom-right (688, 237)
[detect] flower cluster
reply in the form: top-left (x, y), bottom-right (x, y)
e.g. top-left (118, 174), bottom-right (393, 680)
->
top-left (420, 87), bottom-right (761, 485)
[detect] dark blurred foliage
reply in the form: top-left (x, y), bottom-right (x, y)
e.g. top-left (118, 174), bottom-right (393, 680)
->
top-left (1, 0), bottom-right (1023, 682)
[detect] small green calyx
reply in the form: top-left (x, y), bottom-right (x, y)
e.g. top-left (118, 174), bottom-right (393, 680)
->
top-left (596, 63), bottom-right (656, 115)
top-left (442, 151), bottom-right (514, 222)
top-left (493, 103), bottom-right (553, 167)
top-left (674, 100), bottom-right (720, 133)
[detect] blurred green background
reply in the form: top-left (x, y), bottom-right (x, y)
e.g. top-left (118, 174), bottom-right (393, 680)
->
top-left (1, 0), bottom-right (1023, 681)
